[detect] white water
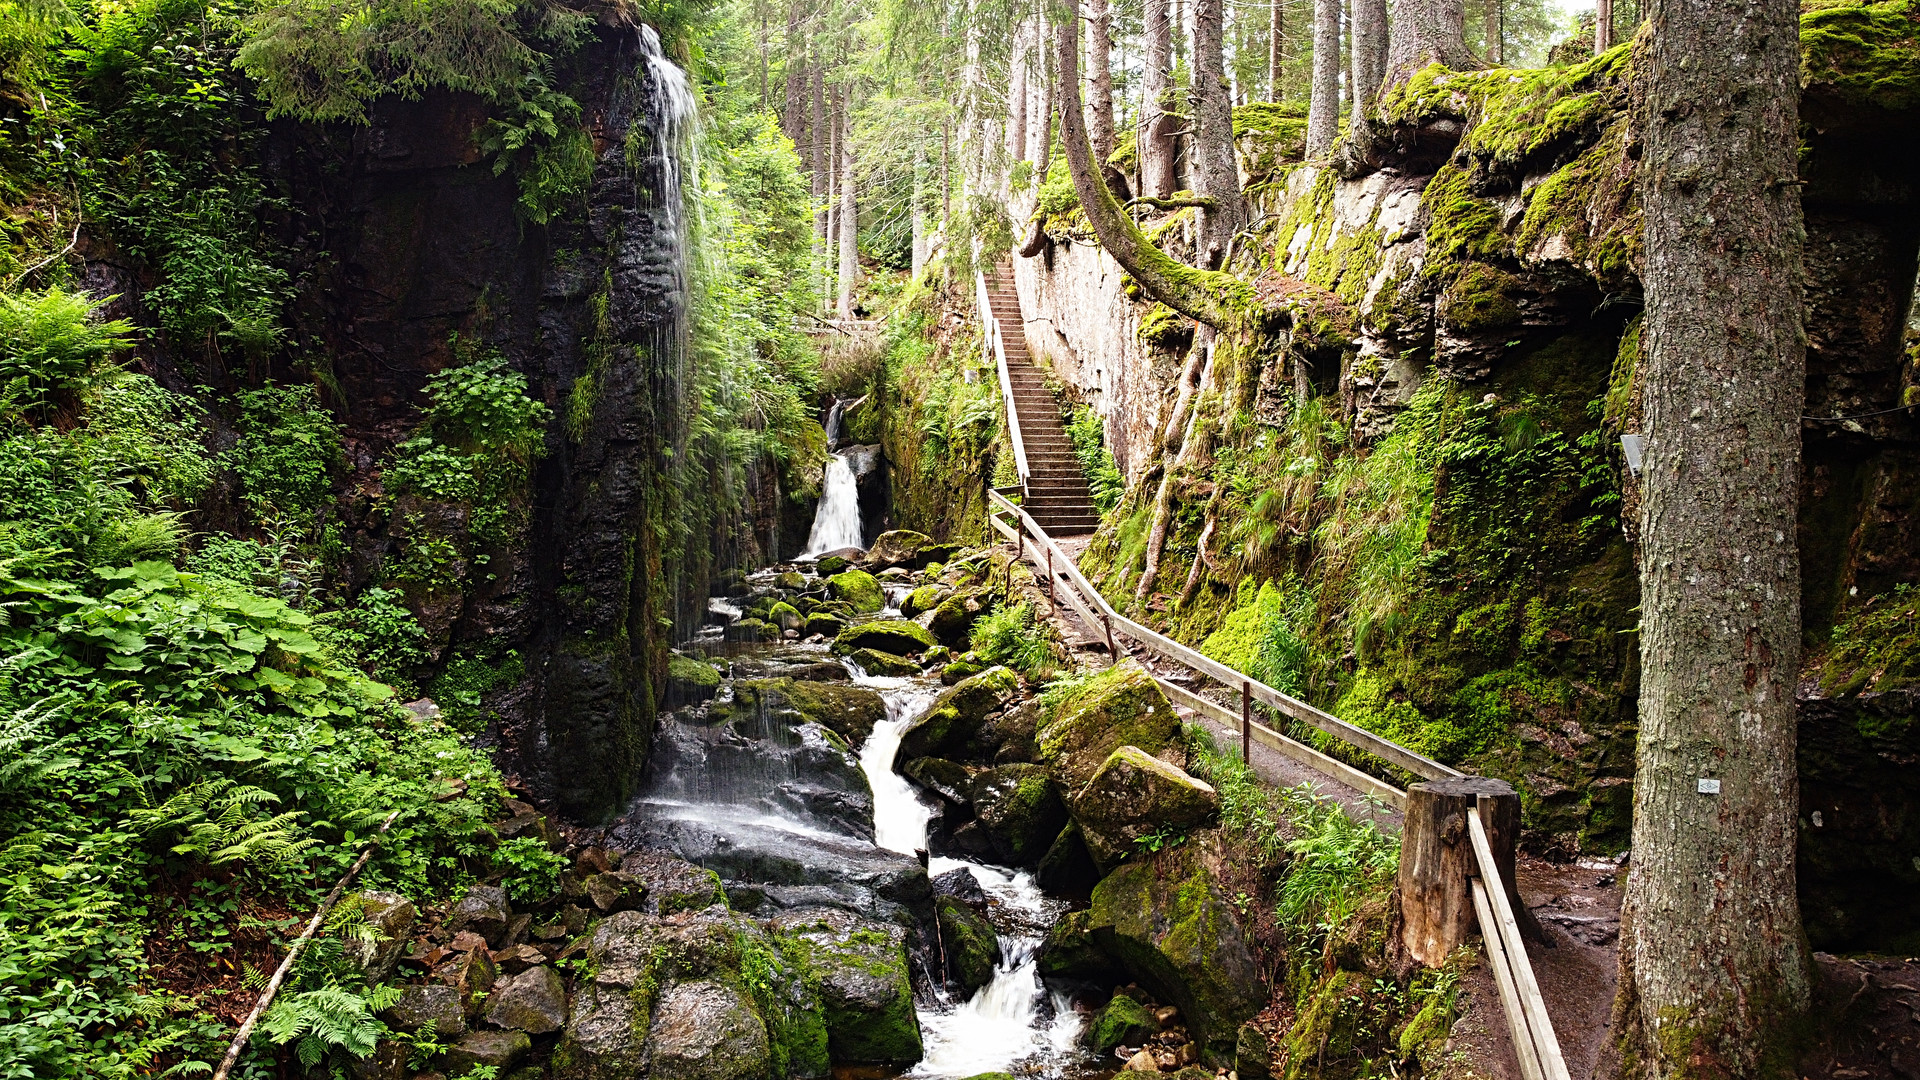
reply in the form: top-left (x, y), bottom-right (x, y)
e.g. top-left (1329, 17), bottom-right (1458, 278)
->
top-left (800, 452), bottom-right (864, 557)
top-left (853, 676), bottom-right (1088, 1077)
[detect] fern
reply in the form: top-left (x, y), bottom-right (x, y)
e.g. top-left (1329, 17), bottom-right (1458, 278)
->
top-left (0, 693), bottom-right (80, 797)
top-left (128, 777), bottom-right (318, 866)
top-left (259, 986), bottom-right (391, 1064)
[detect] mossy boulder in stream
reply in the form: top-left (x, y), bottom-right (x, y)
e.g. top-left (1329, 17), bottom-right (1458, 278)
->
top-left (827, 569), bottom-right (885, 612)
top-left (666, 655), bottom-right (723, 705)
top-left (899, 666), bottom-right (1022, 760)
top-left (936, 895), bottom-right (1002, 992)
top-left (970, 763), bottom-right (1068, 865)
top-left (768, 601), bottom-right (805, 632)
top-left (717, 678), bottom-right (888, 744)
top-left (832, 620), bottom-right (937, 656)
top-left (1086, 833), bottom-right (1265, 1064)
top-left (1036, 660), bottom-right (1179, 791)
top-left (848, 648), bottom-right (921, 676)
top-left (1086, 993), bottom-right (1160, 1053)
top-left (771, 908), bottom-right (924, 1066)
top-left (1037, 908), bottom-right (1125, 985)
top-left (928, 589), bottom-right (990, 647)
top-left (865, 529), bottom-right (935, 568)
top-left (647, 980), bottom-right (773, 1080)
top-left (1071, 746), bottom-right (1220, 870)
top-left (901, 583), bottom-right (951, 617)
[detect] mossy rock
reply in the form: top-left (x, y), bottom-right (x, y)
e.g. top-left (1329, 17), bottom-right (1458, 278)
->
top-left (1036, 821), bottom-right (1101, 897)
top-left (1036, 660), bottom-right (1179, 791)
top-left (936, 896), bottom-right (1002, 993)
top-left (767, 601), bottom-right (805, 632)
top-left (645, 980), bottom-right (773, 1080)
top-left (1085, 993), bottom-right (1159, 1054)
top-left (827, 569), bottom-right (885, 613)
top-left (971, 763), bottom-right (1068, 866)
top-left (941, 655), bottom-right (988, 685)
top-left (724, 618), bottom-right (776, 642)
top-left (1439, 263), bottom-right (1524, 333)
top-left (720, 678), bottom-right (888, 744)
top-left (902, 756), bottom-right (975, 805)
top-left (865, 529), bottom-right (934, 568)
top-left (1278, 970), bottom-right (1370, 1080)
top-left (1071, 746), bottom-right (1219, 870)
top-left (666, 655), bottom-right (723, 706)
top-left (956, 1074), bottom-right (1016, 1080)
top-left (1037, 908), bottom-right (1123, 985)
top-left (816, 555), bottom-right (851, 576)
top-left (901, 583), bottom-right (951, 618)
top-left (1086, 835), bottom-right (1265, 1065)
top-left (772, 909), bottom-right (924, 1066)
top-left (776, 571), bottom-right (807, 590)
top-left (805, 613), bottom-right (847, 638)
top-left (832, 619), bottom-right (937, 657)
top-left (1237, 1021), bottom-right (1277, 1080)
top-left (849, 648), bottom-right (920, 677)
top-left (899, 666), bottom-right (1022, 761)
top-left (928, 589), bottom-right (989, 648)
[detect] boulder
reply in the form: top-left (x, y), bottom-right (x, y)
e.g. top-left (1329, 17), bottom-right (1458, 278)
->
top-left (1086, 836), bottom-right (1265, 1064)
top-left (721, 678), bottom-right (888, 744)
top-left (1036, 660), bottom-right (1178, 791)
top-left (556, 983), bottom-right (645, 1079)
top-left (381, 983), bottom-right (466, 1039)
top-left (977, 699), bottom-right (1041, 763)
top-left (647, 980), bottom-right (772, 1080)
top-left (804, 613), bottom-right (846, 638)
top-left (1086, 994), bottom-right (1160, 1054)
top-left (918, 542), bottom-right (964, 565)
top-left (581, 870), bottom-right (649, 913)
top-left (450, 885), bottom-right (512, 946)
top-left (899, 666), bottom-right (1021, 761)
top-left (927, 590), bottom-right (989, 648)
top-left (848, 648), bottom-right (920, 677)
top-left (609, 850), bottom-right (729, 915)
top-left (1036, 821), bottom-right (1102, 896)
top-left (903, 757), bottom-right (975, 805)
top-left (941, 656), bottom-right (987, 685)
top-left (826, 570), bottom-right (885, 613)
top-left (864, 529), bottom-right (934, 568)
top-left (1071, 746), bottom-right (1220, 870)
top-left (434, 947), bottom-right (498, 1016)
top-left (776, 571), bottom-right (808, 590)
top-left (971, 764), bottom-right (1068, 866)
top-left (772, 908), bottom-right (923, 1066)
top-left (1036, 909), bottom-right (1124, 985)
top-left (1236, 1022), bottom-right (1276, 1080)
top-left (815, 554), bottom-right (853, 576)
top-left (832, 620), bottom-right (937, 657)
top-left (666, 655), bottom-right (723, 706)
top-left (484, 965), bottom-right (566, 1034)
top-left (444, 1030), bottom-right (530, 1076)
top-left (347, 1038), bottom-right (408, 1080)
top-left (349, 890), bottom-right (416, 983)
top-left (901, 583), bottom-right (951, 618)
top-left (936, 896), bottom-right (1002, 993)
top-left (930, 866), bottom-right (989, 908)
top-left (725, 617), bottom-right (775, 642)
top-left (768, 601), bottom-right (806, 631)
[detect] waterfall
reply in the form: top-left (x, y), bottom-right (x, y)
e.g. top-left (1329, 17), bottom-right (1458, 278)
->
top-left (856, 702), bottom-right (1086, 1077)
top-left (801, 452), bottom-right (864, 557)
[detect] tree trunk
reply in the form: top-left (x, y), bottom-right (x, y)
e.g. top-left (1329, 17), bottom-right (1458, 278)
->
top-left (1619, 0), bottom-right (1811, 1064)
top-left (911, 155), bottom-right (927, 279)
top-left (1594, 0), bottom-right (1613, 52)
top-left (1351, 0), bottom-right (1387, 114)
top-left (1008, 21), bottom-right (1030, 164)
top-left (1037, 49), bottom-right (1056, 173)
top-left (825, 85), bottom-right (840, 309)
top-left (1268, 0), bottom-right (1283, 100)
top-left (782, 5), bottom-right (804, 141)
top-left (838, 90), bottom-right (857, 319)
top-left (1383, 0), bottom-right (1477, 85)
top-left (1088, 0), bottom-right (1115, 163)
top-left (1190, 0), bottom-right (1246, 261)
top-left (1143, 0), bottom-right (1178, 197)
top-left (1398, 778), bottom-right (1532, 967)
top-left (811, 68), bottom-right (828, 303)
top-left (1305, 0), bottom-right (1340, 155)
top-left (1053, 0), bottom-right (1250, 328)
top-left (1486, 0), bottom-right (1504, 64)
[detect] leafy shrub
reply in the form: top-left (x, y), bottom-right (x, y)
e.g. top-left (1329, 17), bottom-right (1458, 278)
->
top-left (1275, 784), bottom-right (1399, 939)
top-left (228, 383), bottom-right (344, 522)
top-left (494, 836), bottom-right (567, 904)
top-left (312, 586), bottom-right (434, 687)
top-left (1065, 404), bottom-right (1124, 515)
top-left (0, 287), bottom-right (134, 396)
top-left (385, 349), bottom-right (551, 547)
top-left (187, 535), bottom-right (278, 588)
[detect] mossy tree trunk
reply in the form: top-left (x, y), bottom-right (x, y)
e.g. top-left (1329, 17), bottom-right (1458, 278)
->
top-left (1191, 0), bottom-right (1247, 261)
top-left (1305, 0), bottom-right (1340, 156)
top-left (1617, 0), bottom-right (1812, 1066)
top-left (1381, 0), bottom-right (1475, 85)
top-left (1052, 3), bottom-right (1252, 329)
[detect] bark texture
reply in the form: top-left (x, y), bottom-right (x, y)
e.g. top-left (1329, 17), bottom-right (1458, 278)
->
top-left (1305, 0), bottom-right (1341, 155)
top-left (837, 89), bottom-right (857, 318)
top-left (1143, 0), bottom-right (1179, 197)
top-left (1595, 0), bottom-right (1614, 52)
top-left (1008, 21), bottom-right (1029, 163)
top-left (1621, 0), bottom-right (1812, 1066)
top-left (1352, 0), bottom-right (1387, 109)
top-left (1382, 0), bottom-right (1476, 84)
top-left (1268, 0), bottom-right (1283, 100)
top-left (1191, 0), bottom-right (1247, 259)
top-left (1088, 0), bottom-right (1115, 162)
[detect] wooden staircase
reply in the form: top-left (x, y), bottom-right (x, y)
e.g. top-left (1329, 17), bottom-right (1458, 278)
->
top-left (983, 266), bottom-right (1102, 536)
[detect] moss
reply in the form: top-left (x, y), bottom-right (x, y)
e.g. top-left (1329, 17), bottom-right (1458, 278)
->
top-left (935, 897), bottom-right (1000, 992)
top-left (1817, 583), bottom-right (1920, 696)
top-left (1278, 970), bottom-right (1369, 1080)
top-left (1037, 660), bottom-right (1180, 789)
top-left (1800, 0), bottom-right (1920, 112)
top-left (1086, 993), bottom-right (1160, 1053)
top-left (1420, 163), bottom-right (1509, 273)
top-left (826, 569), bottom-right (884, 613)
top-left (1441, 263), bottom-right (1523, 332)
top-left (1138, 303), bottom-right (1198, 349)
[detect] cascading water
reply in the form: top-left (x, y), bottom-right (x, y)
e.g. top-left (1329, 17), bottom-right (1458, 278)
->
top-left (856, 684), bottom-right (1088, 1076)
top-left (801, 452), bottom-right (865, 556)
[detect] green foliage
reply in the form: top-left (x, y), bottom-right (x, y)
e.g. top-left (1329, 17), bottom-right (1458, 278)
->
top-left (493, 836), bottom-right (566, 904)
top-left (386, 346), bottom-right (550, 548)
top-left (228, 383), bottom-right (344, 522)
top-left (130, 776), bottom-right (317, 867)
top-left (260, 984), bottom-right (394, 1067)
top-left (1065, 405), bottom-right (1123, 515)
top-left (0, 287), bottom-right (134, 398)
top-left (1274, 785), bottom-right (1398, 940)
top-left (312, 586), bottom-right (432, 688)
top-left (479, 74), bottom-right (593, 222)
top-left (1818, 583), bottom-right (1920, 696)
top-left (969, 601), bottom-right (1053, 679)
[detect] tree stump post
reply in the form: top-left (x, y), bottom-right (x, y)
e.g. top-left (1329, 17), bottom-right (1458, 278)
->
top-left (1398, 776), bottom-right (1536, 966)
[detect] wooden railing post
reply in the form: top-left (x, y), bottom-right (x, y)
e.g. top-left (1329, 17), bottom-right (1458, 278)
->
top-left (1398, 777), bottom-right (1521, 967)
top-left (1241, 681), bottom-right (1251, 764)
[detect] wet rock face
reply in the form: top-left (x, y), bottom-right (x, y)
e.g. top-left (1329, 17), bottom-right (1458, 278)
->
top-left (649, 980), bottom-right (774, 1080)
top-left (1797, 688), bottom-right (1920, 953)
top-left (1071, 747), bottom-right (1220, 870)
top-left (771, 908), bottom-right (925, 1066)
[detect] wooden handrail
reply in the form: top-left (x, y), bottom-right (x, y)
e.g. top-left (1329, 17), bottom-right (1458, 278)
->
top-left (977, 268), bottom-right (1030, 488)
top-left (1469, 807), bottom-right (1571, 1080)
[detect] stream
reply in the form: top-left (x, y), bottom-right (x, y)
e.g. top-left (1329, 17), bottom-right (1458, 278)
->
top-left (629, 564), bottom-right (1101, 1078)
